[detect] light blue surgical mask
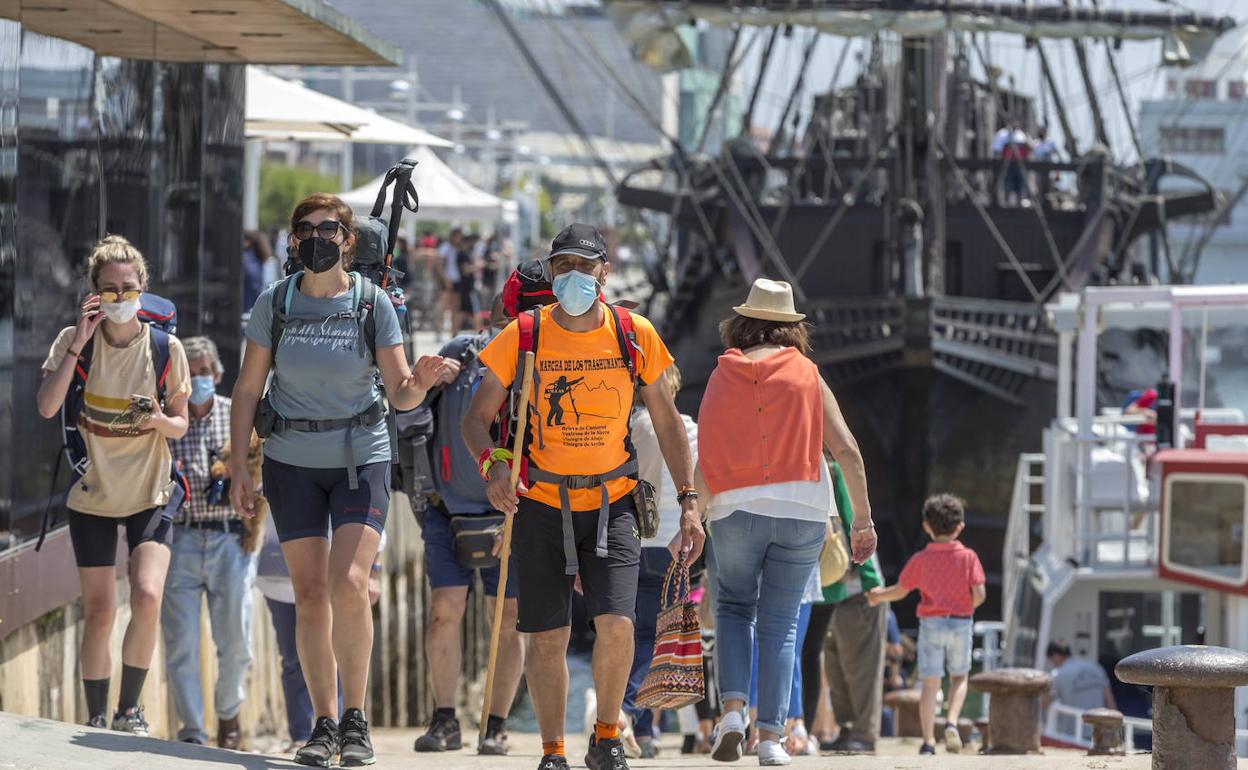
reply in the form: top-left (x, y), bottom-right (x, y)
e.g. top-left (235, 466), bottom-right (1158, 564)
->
top-left (552, 270), bottom-right (600, 316)
top-left (189, 375), bottom-right (216, 405)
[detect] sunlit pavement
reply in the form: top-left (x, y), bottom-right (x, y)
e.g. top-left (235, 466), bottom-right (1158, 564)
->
top-left (7, 710), bottom-right (1244, 770)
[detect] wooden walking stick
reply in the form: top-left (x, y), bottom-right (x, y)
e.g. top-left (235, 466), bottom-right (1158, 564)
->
top-left (479, 350), bottom-right (536, 744)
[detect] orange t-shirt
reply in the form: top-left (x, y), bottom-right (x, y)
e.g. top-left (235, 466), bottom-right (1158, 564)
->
top-left (479, 303), bottom-right (674, 510)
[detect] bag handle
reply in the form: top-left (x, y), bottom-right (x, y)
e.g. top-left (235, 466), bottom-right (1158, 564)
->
top-left (659, 557), bottom-right (692, 611)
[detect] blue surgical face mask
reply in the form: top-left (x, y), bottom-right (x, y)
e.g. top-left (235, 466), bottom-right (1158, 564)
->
top-left (552, 269), bottom-right (600, 316)
top-left (189, 375), bottom-right (216, 405)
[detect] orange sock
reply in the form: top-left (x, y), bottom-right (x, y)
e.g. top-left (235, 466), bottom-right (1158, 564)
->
top-left (595, 719), bottom-right (620, 741)
top-left (542, 739), bottom-right (566, 757)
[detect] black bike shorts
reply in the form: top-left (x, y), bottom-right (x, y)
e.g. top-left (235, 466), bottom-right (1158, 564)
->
top-left (512, 494), bottom-right (641, 633)
top-left (68, 507), bottom-right (173, 568)
top-left (262, 458), bottom-right (390, 542)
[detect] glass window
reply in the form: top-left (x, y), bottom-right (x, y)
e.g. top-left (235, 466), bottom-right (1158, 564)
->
top-left (1164, 473), bottom-right (1248, 583)
top-left (1160, 126), bottom-right (1226, 155)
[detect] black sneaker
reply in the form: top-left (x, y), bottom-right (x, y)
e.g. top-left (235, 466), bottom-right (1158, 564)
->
top-left (919, 743), bottom-right (937, 755)
top-left (339, 708), bottom-right (375, 767)
top-left (110, 706), bottom-right (149, 736)
top-left (294, 717), bottom-right (339, 768)
top-left (538, 755), bottom-right (571, 770)
top-left (414, 711), bottom-right (462, 752)
top-left (585, 734), bottom-right (629, 770)
top-left (478, 726), bottom-right (510, 755)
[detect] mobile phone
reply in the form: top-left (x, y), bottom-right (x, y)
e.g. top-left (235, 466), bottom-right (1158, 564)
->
top-left (129, 394), bottom-right (154, 413)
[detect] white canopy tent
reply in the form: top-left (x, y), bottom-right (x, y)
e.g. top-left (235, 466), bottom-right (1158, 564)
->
top-left (338, 145), bottom-right (505, 223)
top-left (244, 67), bottom-right (452, 228)
top-left (244, 67), bottom-right (451, 147)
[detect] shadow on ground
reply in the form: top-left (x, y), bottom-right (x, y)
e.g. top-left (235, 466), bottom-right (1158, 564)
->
top-left (70, 731), bottom-right (299, 769)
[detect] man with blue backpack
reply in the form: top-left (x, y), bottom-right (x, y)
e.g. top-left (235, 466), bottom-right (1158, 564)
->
top-left (414, 262), bottom-right (556, 756)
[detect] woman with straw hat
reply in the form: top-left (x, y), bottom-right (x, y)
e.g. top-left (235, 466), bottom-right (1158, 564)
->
top-left (697, 278), bottom-right (876, 766)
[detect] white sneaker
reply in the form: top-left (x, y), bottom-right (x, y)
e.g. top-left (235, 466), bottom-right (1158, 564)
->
top-left (757, 740), bottom-right (791, 766)
top-left (945, 725), bottom-right (963, 754)
top-left (711, 709), bottom-right (746, 762)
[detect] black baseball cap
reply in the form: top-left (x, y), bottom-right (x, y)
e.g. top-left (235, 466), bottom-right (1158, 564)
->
top-left (548, 223), bottom-right (607, 261)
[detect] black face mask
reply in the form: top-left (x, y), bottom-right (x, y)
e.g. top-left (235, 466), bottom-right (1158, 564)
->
top-left (297, 236), bottom-right (341, 274)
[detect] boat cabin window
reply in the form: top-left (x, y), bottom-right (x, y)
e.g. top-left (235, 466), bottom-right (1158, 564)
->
top-left (1163, 473), bottom-right (1248, 585)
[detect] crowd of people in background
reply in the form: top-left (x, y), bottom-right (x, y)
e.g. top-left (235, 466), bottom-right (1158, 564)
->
top-left (46, 208), bottom-right (1145, 770)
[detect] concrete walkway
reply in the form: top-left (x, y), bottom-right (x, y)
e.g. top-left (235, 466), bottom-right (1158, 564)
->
top-left (5, 711), bottom-right (1246, 770)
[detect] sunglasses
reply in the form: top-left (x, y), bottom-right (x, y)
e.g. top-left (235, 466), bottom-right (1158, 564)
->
top-left (98, 289), bottom-right (142, 303)
top-left (294, 220), bottom-right (345, 240)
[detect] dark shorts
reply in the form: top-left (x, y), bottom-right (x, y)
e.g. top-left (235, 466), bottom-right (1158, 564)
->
top-left (68, 507), bottom-right (173, 568)
top-left (457, 279), bottom-right (478, 313)
top-left (512, 494), bottom-right (641, 633)
top-left (262, 458), bottom-right (390, 542)
top-left (422, 505), bottom-right (517, 598)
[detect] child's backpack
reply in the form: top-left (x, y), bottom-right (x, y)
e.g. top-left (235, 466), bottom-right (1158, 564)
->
top-left (38, 293), bottom-right (189, 550)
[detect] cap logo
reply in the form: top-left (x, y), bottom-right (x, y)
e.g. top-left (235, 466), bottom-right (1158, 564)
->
top-left (579, 239), bottom-right (597, 249)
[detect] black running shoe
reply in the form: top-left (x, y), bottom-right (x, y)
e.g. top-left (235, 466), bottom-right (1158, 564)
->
top-left (414, 712), bottom-right (462, 752)
top-left (585, 735), bottom-right (629, 770)
top-left (538, 754), bottom-right (571, 770)
top-left (110, 706), bottom-right (149, 736)
top-left (294, 717), bottom-right (339, 768)
top-left (339, 708), bottom-right (375, 767)
top-left (919, 743), bottom-right (937, 756)
top-left (86, 715), bottom-right (108, 730)
top-left (478, 726), bottom-right (510, 755)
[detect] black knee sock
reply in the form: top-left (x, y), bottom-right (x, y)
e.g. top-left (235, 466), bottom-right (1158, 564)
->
top-left (83, 678), bottom-right (109, 720)
top-left (486, 714), bottom-right (506, 734)
top-left (117, 665), bottom-right (147, 712)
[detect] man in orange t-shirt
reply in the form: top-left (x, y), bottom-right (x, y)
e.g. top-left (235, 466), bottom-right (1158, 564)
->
top-left (464, 223), bottom-right (704, 770)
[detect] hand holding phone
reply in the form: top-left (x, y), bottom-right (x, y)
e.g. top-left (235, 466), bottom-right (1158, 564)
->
top-left (74, 294), bottom-right (104, 347)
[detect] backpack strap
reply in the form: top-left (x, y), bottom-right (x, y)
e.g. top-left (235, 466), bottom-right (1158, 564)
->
top-left (513, 308), bottom-right (544, 451)
top-left (608, 304), bottom-right (642, 388)
top-left (270, 273), bottom-right (298, 356)
top-left (148, 326), bottom-right (172, 405)
top-left (352, 272), bottom-right (379, 363)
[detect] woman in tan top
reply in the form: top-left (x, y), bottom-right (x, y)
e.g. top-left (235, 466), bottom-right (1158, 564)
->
top-left (36, 235), bottom-right (190, 736)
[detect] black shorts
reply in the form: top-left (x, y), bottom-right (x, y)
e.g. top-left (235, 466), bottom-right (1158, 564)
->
top-left (262, 458), bottom-right (390, 542)
top-left (512, 494), bottom-right (641, 633)
top-left (68, 508), bottom-right (173, 568)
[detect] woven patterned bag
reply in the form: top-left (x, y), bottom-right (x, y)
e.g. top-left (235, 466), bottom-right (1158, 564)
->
top-left (637, 558), bottom-right (704, 709)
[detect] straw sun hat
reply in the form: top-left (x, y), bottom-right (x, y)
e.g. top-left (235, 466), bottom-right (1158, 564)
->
top-left (732, 278), bottom-right (806, 323)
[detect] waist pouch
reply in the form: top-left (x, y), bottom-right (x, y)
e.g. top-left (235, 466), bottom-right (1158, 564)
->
top-left (254, 395), bottom-right (279, 439)
top-left (632, 479), bottom-right (659, 539)
top-left (450, 513), bottom-right (505, 569)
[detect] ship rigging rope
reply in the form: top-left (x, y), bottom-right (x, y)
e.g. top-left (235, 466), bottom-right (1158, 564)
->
top-left (937, 137), bottom-right (1044, 303)
top-left (543, 11), bottom-right (725, 253)
top-left (969, 35), bottom-right (1072, 290)
top-left (790, 135), bottom-right (895, 282)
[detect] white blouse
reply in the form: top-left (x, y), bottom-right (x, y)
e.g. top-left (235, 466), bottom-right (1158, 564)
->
top-left (707, 460), bottom-right (835, 524)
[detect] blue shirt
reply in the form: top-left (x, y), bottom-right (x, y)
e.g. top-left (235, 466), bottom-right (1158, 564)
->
top-left (245, 276), bottom-right (403, 468)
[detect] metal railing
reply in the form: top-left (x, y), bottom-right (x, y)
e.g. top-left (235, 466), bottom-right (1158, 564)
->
top-left (1044, 701), bottom-right (1248, 756)
top-left (1004, 453), bottom-right (1046, 606)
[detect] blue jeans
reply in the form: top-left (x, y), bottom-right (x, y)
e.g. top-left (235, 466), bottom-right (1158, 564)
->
top-left (267, 598), bottom-right (344, 742)
top-left (161, 525), bottom-right (258, 743)
top-left (917, 616), bottom-right (974, 678)
top-left (267, 598), bottom-right (311, 742)
top-left (750, 601), bottom-right (811, 719)
top-left (710, 511), bottom-right (824, 734)
top-left (622, 548), bottom-right (673, 738)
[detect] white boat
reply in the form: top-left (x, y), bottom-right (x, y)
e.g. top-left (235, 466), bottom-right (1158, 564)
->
top-left (996, 284), bottom-right (1248, 754)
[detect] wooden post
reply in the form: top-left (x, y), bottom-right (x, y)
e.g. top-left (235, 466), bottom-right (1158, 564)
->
top-left (478, 351), bottom-right (535, 743)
